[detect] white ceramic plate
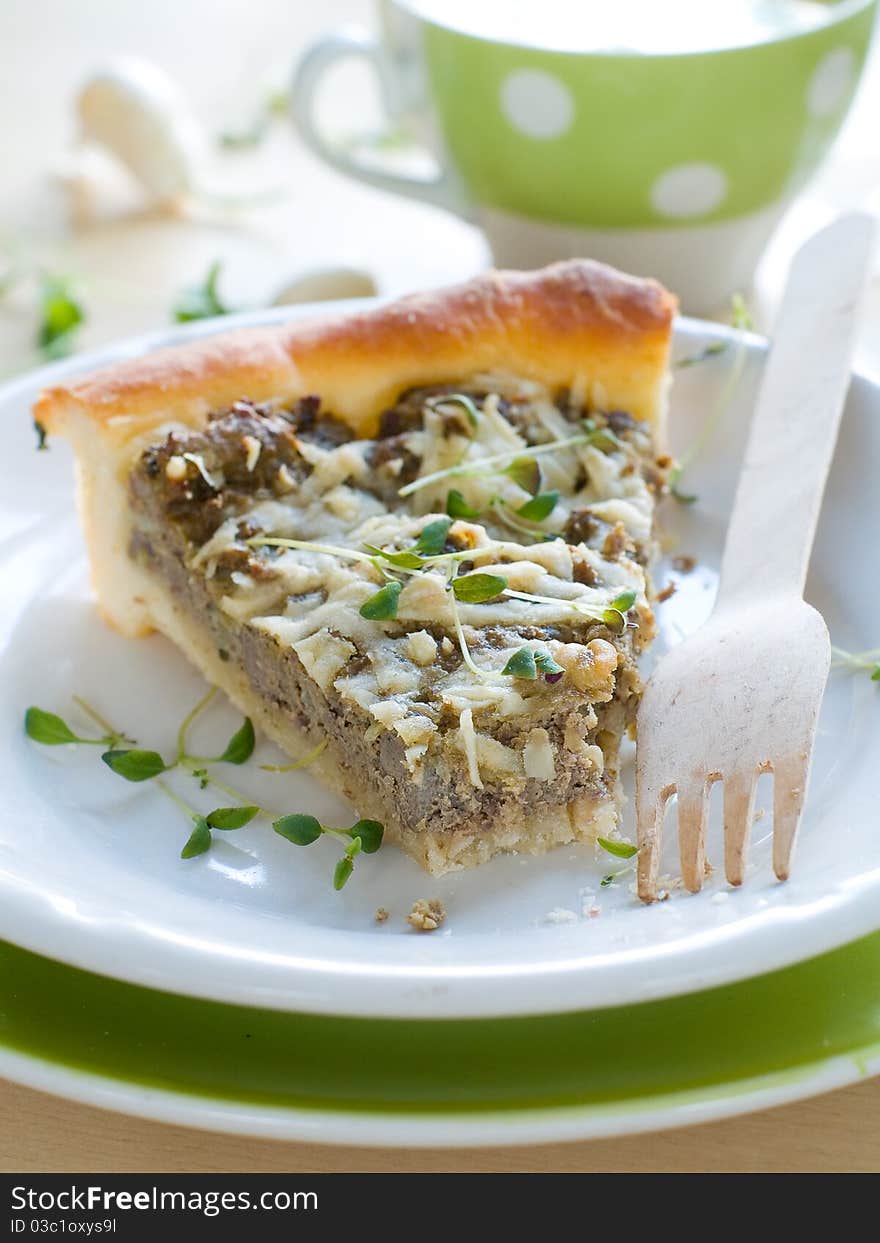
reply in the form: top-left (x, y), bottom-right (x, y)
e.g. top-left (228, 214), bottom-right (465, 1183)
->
top-left (2, 305), bottom-right (879, 1019)
top-left (4, 1043), bottom-right (878, 1148)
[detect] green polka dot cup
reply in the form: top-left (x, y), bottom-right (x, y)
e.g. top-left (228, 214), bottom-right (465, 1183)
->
top-left (291, 1), bottom-right (877, 311)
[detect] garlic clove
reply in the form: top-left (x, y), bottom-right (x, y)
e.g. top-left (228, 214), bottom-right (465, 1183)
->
top-left (78, 57), bottom-right (206, 203)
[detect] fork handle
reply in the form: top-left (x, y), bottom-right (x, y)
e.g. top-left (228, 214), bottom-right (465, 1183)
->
top-left (715, 214), bottom-right (875, 612)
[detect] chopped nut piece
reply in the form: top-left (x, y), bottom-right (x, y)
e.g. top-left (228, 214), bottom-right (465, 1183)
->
top-left (165, 454), bottom-right (188, 482)
top-left (242, 434), bottom-right (262, 472)
top-left (275, 463), bottom-right (297, 492)
top-left (374, 907), bottom-right (390, 923)
top-left (407, 898), bottom-right (446, 932)
top-left (551, 638), bottom-right (618, 696)
top-left (404, 629), bottom-right (438, 667)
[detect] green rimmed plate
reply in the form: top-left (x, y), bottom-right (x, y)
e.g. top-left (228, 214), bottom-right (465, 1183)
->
top-left (2, 933), bottom-right (879, 1145)
top-left (2, 302), bottom-right (880, 1143)
top-left (3, 307), bottom-right (880, 1025)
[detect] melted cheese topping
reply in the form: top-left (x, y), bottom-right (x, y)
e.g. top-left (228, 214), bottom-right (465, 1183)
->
top-left (186, 374), bottom-right (660, 785)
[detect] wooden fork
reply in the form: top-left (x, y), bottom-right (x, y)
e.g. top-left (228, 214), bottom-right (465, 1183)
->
top-left (637, 214), bottom-right (876, 901)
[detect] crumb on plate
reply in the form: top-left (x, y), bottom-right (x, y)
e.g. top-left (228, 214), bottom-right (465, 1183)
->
top-left (407, 898), bottom-right (446, 932)
top-left (374, 907), bottom-right (389, 923)
top-left (543, 907), bottom-right (578, 925)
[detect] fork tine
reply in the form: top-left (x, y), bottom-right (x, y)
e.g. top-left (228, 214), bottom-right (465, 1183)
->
top-left (636, 794), bottom-right (665, 903)
top-left (677, 780), bottom-right (711, 893)
top-left (723, 770), bottom-right (758, 886)
top-left (773, 756), bottom-right (809, 881)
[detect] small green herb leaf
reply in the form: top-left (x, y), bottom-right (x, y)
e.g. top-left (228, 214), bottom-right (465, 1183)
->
top-left (731, 292), bottom-right (754, 332)
top-left (363, 544), bottom-right (424, 570)
top-left (218, 88), bottom-right (288, 149)
top-left (580, 418), bottom-right (623, 453)
top-left (101, 749), bottom-right (167, 782)
top-left (173, 261), bottom-right (231, 323)
top-left (675, 341), bottom-right (727, 369)
top-left (609, 591), bottom-right (637, 614)
top-left (503, 457), bottom-right (541, 496)
top-left (516, 490), bottom-right (559, 522)
top-left (333, 855), bottom-right (354, 891)
top-left (181, 816), bottom-right (212, 859)
top-left (452, 573), bottom-right (508, 603)
top-left (670, 480), bottom-right (698, 505)
top-left (534, 650), bottom-right (565, 679)
top-left (601, 590), bottom-right (637, 633)
top-left (601, 610), bottom-right (627, 635)
top-left (349, 819), bottom-right (384, 854)
top-left (445, 489), bottom-right (481, 520)
top-left (359, 579), bottom-right (403, 620)
top-left (218, 118), bottom-right (269, 150)
top-left (872, 665), bottom-right (880, 682)
top-left (273, 813), bottom-right (322, 845)
top-left (217, 718), bottom-right (255, 765)
top-left (33, 420), bottom-right (48, 451)
top-left (501, 648), bottom-right (538, 680)
top-left (414, 517), bottom-right (453, 556)
top-left (24, 707), bottom-right (82, 746)
top-left (600, 874), bottom-right (615, 888)
top-left (598, 837), bottom-right (639, 860)
top-left (206, 805), bottom-right (259, 830)
top-left (427, 393), bottom-right (480, 428)
top-left (37, 275), bottom-right (84, 359)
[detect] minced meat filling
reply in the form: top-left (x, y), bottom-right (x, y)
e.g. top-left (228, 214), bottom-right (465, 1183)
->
top-left (128, 372), bottom-right (666, 820)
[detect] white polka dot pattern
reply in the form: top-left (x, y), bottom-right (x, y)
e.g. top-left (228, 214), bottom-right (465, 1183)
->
top-left (650, 163), bottom-right (729, 219)
top-left (500, 69), bottom-right (574, 140)
top-left (807, 47), bottom-right (856, 119)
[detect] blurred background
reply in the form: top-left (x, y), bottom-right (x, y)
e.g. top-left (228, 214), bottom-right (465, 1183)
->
top-left (0, 0), bottom-right (878, 377)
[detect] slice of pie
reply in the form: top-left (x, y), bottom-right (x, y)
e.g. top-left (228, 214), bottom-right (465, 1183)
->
top-left (36, 260), bottom-right (675, 874)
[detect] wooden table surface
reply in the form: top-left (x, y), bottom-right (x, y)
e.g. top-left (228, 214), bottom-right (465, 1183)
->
top-left (2, 1), bottom-right (879, 1172)
top-left (2, 1077), bottom-right (878, 1173)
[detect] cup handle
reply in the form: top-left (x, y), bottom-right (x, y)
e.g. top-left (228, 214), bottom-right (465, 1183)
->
top-left (290, 28), bottom-right (472, 218)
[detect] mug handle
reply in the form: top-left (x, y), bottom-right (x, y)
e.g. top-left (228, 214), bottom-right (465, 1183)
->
top-left (290, 28), bottom-right (472, 218)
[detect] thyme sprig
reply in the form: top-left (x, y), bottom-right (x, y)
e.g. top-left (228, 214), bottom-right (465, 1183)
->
top-left (597, 836), bottom-right (639, 888)
top-left (37, 273), bottom-right (85, 360)
top-left (273, 813), bottom-right (383, 890)
top-left (397, 426), bottom-right (610, 500)
top-left (173, 261), bottom-right (234, 323)
top-left (247, 525), bottom-right (637, 635)
top-left (675, 341), bottom-right (727, 370)
top-left (501, 647), bottom-right (564, 682)
top-left (831, 646), bottom-right (880, 682)
top-left (24, 692), bottom-right (380, 889)
top-left (424, 393), bottom-right (481, 429)
top-left (446, 488), bottom-right (562, 542)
